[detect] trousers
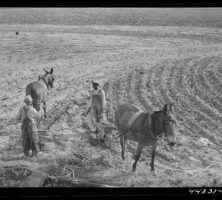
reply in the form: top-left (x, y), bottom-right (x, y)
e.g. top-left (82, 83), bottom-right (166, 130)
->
top-left (21, 119), bottom-right (40, 157)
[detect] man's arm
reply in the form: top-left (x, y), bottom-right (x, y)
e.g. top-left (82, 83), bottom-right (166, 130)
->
top-left (101, 89), bottom-right (106, 110)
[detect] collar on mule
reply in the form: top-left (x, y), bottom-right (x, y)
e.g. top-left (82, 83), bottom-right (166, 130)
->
top-left (126, 110), bottom-right (144, 131)
top-left (113, 109), bottom-right (165, 142)
top-left (125, 112), bottom-right (165, 141)
top-left (38, 78), bottom-right (48, 90)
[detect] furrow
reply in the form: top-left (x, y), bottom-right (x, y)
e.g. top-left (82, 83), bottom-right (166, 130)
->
top-left (190, 58), bottom-right (222, 115)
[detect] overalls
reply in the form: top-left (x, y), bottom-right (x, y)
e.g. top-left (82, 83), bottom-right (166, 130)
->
top-left (21, 106), bottom-right (40, 157)
top-left (91, 89), bottom-right (103, 123)
top-left (88, 89), bottom-right (106, 138)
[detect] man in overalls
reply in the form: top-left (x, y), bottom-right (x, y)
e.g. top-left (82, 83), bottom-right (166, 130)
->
top-left (87, 81), bottom-right (107, 138)
top-left (15, 95), bottom-right (44, 157)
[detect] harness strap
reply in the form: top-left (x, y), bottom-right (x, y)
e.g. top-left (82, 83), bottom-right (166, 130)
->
top-left (126, 110), bottom-right (144, 132)
top-left (92, 88), bottom-right (102, 95)
top-left (113, 109), bottom-right (165, 142)
top-left (113, 109), bottom-right (143, 140)
top-left (38, 79), bottom-right (48, 90)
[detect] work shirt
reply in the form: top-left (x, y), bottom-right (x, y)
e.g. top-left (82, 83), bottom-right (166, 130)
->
top-left (15, 105), bottom-right (44, 124)
top-left (88, 88), bottom-right (106, 110)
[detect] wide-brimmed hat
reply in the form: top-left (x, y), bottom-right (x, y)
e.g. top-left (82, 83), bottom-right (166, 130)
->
top-left (91, 80), bottom-right (100, 86)
top-left (24, 95), bottom-right (33, 104)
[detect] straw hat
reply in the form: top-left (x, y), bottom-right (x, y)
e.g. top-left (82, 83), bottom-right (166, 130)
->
top-left (92, 80), bottom-right (100, 86)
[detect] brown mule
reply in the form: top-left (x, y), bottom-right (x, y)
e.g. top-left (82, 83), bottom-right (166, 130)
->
top-left (26, 68), bottom-right (54, 118)
top-left (115, 103), bottom-right (176, 173)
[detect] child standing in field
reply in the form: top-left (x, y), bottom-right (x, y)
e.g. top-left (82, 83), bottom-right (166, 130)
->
top-left (15, 95), bottom-right (44, 157)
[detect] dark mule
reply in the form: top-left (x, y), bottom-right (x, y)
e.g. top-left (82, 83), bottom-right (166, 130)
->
top-left (26, 67), bottom-right (54, 118)
top-left (115, 103), bottom-right (176, 173)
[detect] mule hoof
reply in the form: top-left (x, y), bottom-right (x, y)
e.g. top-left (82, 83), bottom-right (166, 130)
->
top-left (132, 165), bottom-right (137, 172)
top-left (150, 170), bottom-right (157, 176)
top-left (132, 168), bottom-right (139, 175)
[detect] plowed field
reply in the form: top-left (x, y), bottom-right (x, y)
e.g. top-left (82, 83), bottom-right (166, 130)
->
top-left (1, 8), bottom-right (222, 187)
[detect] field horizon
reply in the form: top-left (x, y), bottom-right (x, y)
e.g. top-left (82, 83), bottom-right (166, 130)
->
top-left (1, 8), bottom-right (222, 28)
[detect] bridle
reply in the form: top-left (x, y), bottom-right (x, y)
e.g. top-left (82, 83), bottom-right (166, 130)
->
top-left (154, 118), bottom-right (176, 145)
top-left (149, 114), bottom-right (165, 141)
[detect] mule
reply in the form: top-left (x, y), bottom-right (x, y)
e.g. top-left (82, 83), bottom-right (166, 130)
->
top-left (115, 103), bottom-right (176, 173)
top-left (26, 67), bottom-right (54, 118)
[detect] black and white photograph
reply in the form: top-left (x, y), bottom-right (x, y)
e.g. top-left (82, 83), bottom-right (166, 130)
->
top-left (0, 5), bottom-right (222, 195)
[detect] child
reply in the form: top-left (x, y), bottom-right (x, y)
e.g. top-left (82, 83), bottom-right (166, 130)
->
top-left (15, 95), bottom-right (44, 157)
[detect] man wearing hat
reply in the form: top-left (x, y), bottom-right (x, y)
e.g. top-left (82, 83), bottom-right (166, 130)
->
top-left (87, 80), bottom-right (107, 134)
top-left (15, 95), bottom-right (44, 157)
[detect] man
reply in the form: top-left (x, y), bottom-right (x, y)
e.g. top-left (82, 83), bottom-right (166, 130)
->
top-left (87, 81), bottom-right (107, 135)
top-left (15, 95), bottom-right (44, 157)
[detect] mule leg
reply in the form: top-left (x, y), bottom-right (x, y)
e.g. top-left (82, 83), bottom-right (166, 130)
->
top-left (132, 143), bottom-right (144, 172)
top-left (43, 102), bottom-right (47, 118)
top-left (150, 143), bottom-right (157, 173)
top-left (120, 135), bottom-right (126, 160)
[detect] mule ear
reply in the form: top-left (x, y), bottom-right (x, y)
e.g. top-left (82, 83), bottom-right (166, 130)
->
top-left (50, 67), bottom-right (53, 74)
top-left (163, 103), bottom-right (174, 114)
top-left (44, 68), bottom-right (49, 73)
top-left (163, 104), bottom-right (169, 115)
top-left (169, 103), bottom-right (174, 113)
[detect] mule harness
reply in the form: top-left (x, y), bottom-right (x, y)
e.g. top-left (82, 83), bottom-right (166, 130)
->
top-left (38, 78), bottom-right (48, 90)
top-left (114, 109), bottom-right (165, 141)
top-left (126, 110), bottom-right (144, 131)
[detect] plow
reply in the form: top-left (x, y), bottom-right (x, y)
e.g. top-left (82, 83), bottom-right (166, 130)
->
top-left (88, 121), bottom-right (117, 148)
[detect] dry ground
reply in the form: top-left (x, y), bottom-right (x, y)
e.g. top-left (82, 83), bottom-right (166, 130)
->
top-left (1, 20), bottom-right (222, 187)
